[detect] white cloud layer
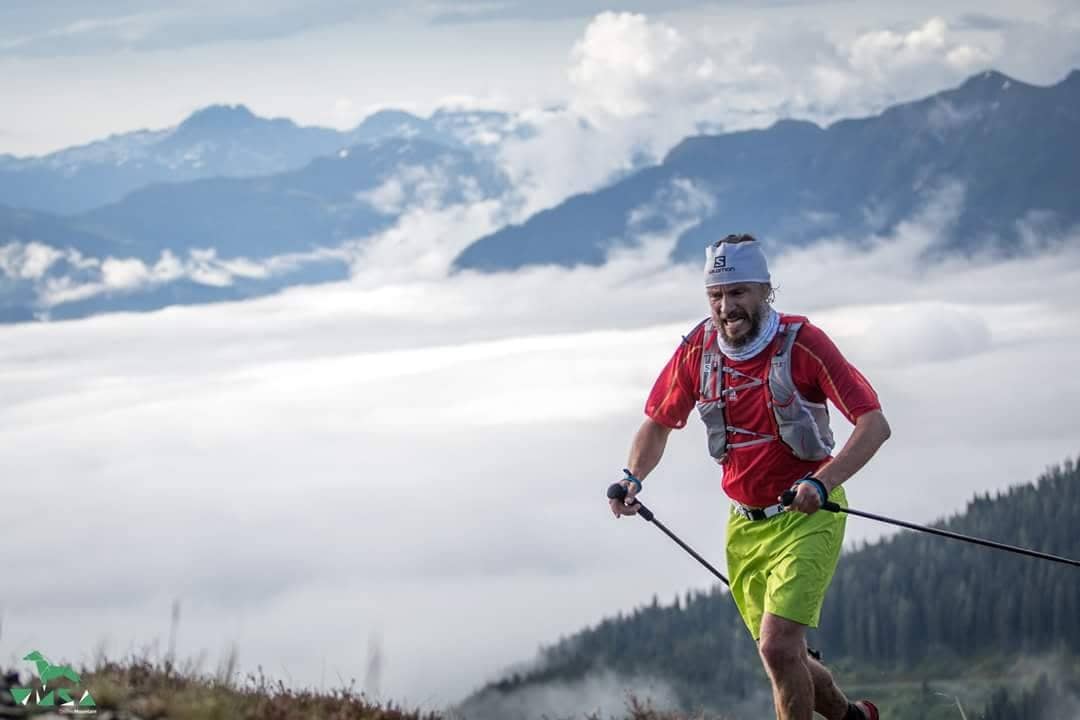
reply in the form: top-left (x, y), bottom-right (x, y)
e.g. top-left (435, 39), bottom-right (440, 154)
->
top-left (2, 187), bottom-right (1079, 712)
top-left (18, 246), bottom-right (337, 308)
top-left (0, 241), bottom-right (64, 280)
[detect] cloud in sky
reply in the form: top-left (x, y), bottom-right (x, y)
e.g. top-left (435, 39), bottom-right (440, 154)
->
top-left (0, 2), bottom-right (392, 57)
top-left (477, 11), bottom-right (1022, 223)
top-left (3, 3), bottom-right (1078, 156)
top-left (965, 9), bottom-right (1080, 84)
top-left (567, 12), bottom-right (993, 124)
top-left (0, 0), bottom-right (696, 58)
top-left (426, 0), bottom-right (716, 25)
top-left (0, 243), bottom-right (342, 309)
top-left (0, 0), bottom-right (726, 57)
top-left (0, 241), bottom-right (64, 280)
top-left (2, 185), bottom-right (1079, 710)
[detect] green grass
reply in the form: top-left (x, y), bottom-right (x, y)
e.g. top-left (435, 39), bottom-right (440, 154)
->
top-left (3, 653), bottom-right (439, 720)
top-left (4, 652), bottom-right (1072, 720)
top-left (0, 657), bottom-right (733, 720)
top-left (828, 650), bottom-right (1079, 720)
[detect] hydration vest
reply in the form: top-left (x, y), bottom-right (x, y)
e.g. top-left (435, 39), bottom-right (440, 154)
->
top-left (693, 317), bottom-right (835, 463)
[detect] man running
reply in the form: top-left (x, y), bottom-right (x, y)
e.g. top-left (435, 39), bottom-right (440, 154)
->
top-left (610, 234), bottom-right (891, 720)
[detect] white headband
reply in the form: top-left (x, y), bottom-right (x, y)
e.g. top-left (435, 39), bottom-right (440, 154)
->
top-left (704, 239), bottom-right (771, 287)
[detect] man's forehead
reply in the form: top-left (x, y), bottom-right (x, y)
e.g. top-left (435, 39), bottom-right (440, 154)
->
top-left (707, 282), bottom-right (757, 294)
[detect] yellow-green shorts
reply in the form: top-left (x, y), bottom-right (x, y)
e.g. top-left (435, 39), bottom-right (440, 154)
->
top-left (725, 486), bottom-right (847, 640)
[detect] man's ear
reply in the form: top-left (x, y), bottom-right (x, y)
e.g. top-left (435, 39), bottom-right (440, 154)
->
top-left (760, 282), bottom-right (775, 304)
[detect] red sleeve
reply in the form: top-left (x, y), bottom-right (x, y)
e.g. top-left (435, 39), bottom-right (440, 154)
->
top-left (790, 321), bottom-right (881, 425)
top-left (644, 329), bottom-right (702, 430)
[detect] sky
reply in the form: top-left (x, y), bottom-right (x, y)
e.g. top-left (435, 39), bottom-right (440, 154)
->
top-left (2, 0), bottom-right (1079, 156)
top-left (2, 1), bottom-right (1080, 717)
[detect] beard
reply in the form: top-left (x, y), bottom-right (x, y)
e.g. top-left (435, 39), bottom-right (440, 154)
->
top-left (717, 302), bottom-right (767, 348)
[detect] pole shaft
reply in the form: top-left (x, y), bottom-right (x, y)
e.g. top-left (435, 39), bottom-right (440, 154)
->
top-left (650, 516), bottom-right (730, 586)
top-left (838, 506), bottom-right (1080, 568)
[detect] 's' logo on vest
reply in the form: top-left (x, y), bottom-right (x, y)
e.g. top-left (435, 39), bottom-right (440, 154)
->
top-left (712, 255), bottom-right (727, 270)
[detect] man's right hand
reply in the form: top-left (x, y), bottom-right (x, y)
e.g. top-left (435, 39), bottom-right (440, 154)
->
top-left (609, 479), bottom-right (641, 519)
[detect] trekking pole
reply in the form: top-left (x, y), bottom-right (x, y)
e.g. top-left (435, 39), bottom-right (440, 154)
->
top-left (779, 490), bottom-right (1080, 569)
top-left (609, 481), bottom-right (831, 661)
top-left (607, 482), bottom-right (729, 586)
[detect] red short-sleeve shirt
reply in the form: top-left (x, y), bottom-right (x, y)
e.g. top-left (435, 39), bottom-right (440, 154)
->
top-left (645, 314), bottom-right (881, 507)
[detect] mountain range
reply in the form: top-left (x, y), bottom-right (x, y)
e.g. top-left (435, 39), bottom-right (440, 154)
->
top-left (454, 69), bottom-right (1080, 272)
top-left (0, 133), bottom-right (508, 321)
top-left (1, 69), bottom-right (1077, 323)
top-left (0, 104), bottom-right (521, 215)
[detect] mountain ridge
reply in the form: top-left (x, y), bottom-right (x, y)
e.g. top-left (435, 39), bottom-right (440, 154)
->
top-left (0, 135), bottom-right (508, 321)
top-left (454, 67), bottom-right (1080, 273)
top-left (0, 103), bottom-right (517, 214)
top-left (3, 68), bottom-right (1077, 323)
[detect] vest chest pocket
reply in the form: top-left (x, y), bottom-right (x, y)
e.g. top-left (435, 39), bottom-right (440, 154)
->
top-left (696, 397), bottom-right (729, 463)
top-left (769, 355), bottom-right (834, 460)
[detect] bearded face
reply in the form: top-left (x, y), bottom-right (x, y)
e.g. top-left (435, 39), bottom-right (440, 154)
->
top-left (706, 282), bottom-right (771, 348)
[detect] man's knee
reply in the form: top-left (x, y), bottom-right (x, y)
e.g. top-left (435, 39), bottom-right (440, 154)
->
top-left (758, 635), bottom-right (806, 674)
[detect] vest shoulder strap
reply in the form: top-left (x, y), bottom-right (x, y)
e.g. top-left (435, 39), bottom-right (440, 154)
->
top-left (682, 318), bottom-right (710, 347)
top-left (775, 320), bottom-right (803, 358)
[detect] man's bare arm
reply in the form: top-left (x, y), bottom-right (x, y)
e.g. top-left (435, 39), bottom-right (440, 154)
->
top-left (627, 417), bottom-right (673, 481)
top-left (815, 409), bottom-right (891, 493)
top-left (611, 418), bottom-right (673, 517)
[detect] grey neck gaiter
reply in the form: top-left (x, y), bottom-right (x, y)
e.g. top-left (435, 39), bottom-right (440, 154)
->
top-left (716, 306), bottom-right (780, 361)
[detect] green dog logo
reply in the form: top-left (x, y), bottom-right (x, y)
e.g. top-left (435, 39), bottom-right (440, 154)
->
top-left (10, 650), bottom-right (96, 711)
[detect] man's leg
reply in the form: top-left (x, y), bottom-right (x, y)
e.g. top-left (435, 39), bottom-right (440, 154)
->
top-left (755, 489), bottom-right (852, 718)
top-left (807, 655), bottom-right (853, 719)
top-left (758, 613), bottom-right (814, 720)
top-left (758, 615), bottom-right (874, 720)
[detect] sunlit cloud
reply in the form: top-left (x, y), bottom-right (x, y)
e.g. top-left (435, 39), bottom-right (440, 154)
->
top-left (0, 241), bottom-right (64, 279)
top-left (490, 12), bottom-right (1010, 221)
top-left (25, 247), bottom-right (342, 308)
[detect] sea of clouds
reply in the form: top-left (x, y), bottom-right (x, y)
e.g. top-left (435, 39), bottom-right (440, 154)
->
top-left (2, 173), bottom-right (1078, 710)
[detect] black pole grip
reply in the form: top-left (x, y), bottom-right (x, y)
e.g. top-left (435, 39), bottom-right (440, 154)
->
top-left (607, 482), bottom-right (628, 501)
top-left (606, 482), bottom-right (654, 521)
top-left (780, 488), bottom-right (841, 513)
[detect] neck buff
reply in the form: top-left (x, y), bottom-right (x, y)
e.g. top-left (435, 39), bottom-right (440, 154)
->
top-left (717, 305), bottom-right (780, 361)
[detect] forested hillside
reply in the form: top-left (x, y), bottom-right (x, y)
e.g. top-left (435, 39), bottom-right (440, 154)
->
top-left (821, 461), bottom-right (1079, 664)
top-left (462, 458), bottom-right (1080, 719)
